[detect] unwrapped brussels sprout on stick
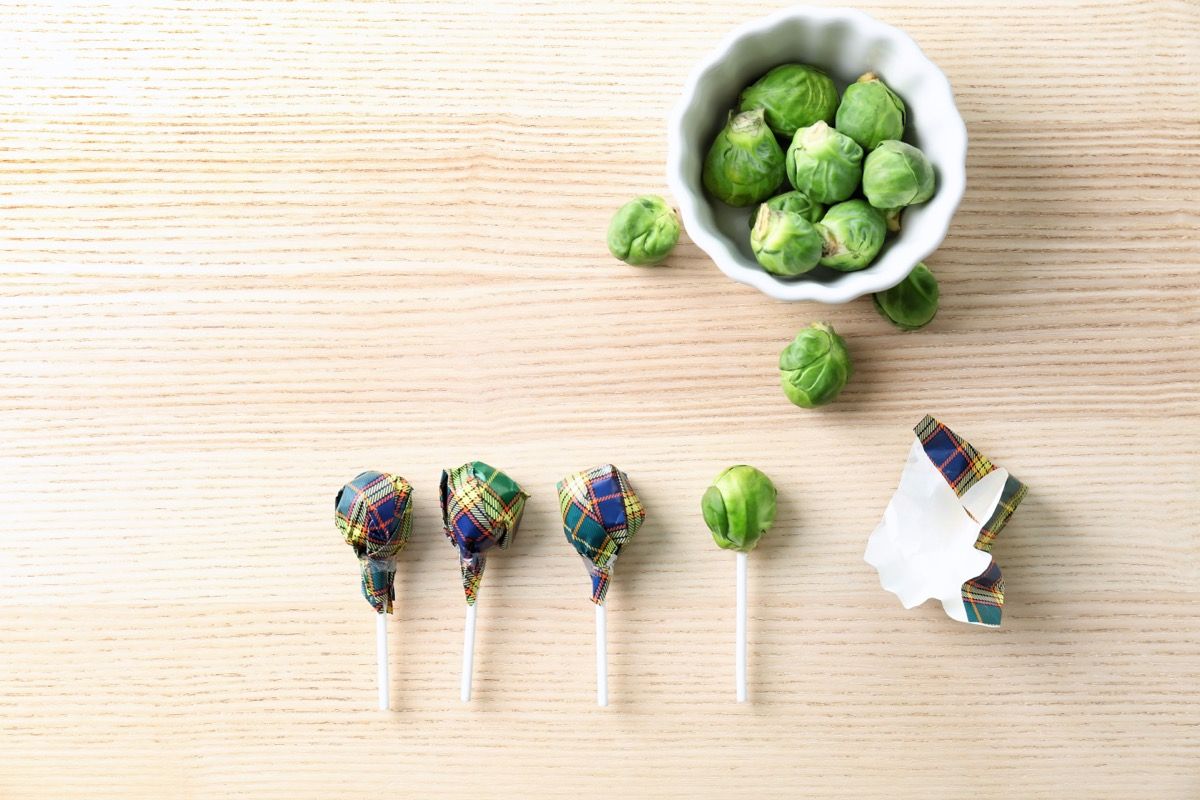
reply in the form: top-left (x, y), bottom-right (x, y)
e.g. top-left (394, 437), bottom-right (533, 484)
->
top-left (701, 465), bottom-right (777, 703)
top-left (817, 200), bottom-right (887, 271)
top-left (779, 322), bottom-right (852, 408)
top-left (703, 108), bottom-right (785, 207)
top-left (750, 205), bottom-right (823, 277)
top-left (785, 121), bottom-right (864, 204)
top-left (835, 72), bottom-right (906, 151)
top-left (607, 195), bottom-right (681, 266)
top-left (862, 140), bottom-right (936, 210)
top-left (873, 262), bottom-right (939, 330)
top-left (738, 63), bottom-right (839, 138)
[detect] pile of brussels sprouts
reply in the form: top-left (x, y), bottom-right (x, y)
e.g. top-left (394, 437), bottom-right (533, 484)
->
top-left (603, 64), bottom-right (946, 412)
top-left (703, 65), bottom-right (935, 277)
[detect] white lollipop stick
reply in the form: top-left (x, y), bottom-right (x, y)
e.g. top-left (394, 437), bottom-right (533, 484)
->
top-left (460, 601), bottom-right (477, 702)
top-left (376, 612), bottom-right (389, 711)
top-left (595, 603), bottom-right (608, 707)
top-left (736, 551), bottom-right (748, 703)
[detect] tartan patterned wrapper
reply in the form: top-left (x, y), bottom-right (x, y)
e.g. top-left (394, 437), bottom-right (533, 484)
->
top-left (440, 461), bottom-right (528, 606)
top-left (334, 471), bottom-right (414, 614)
top-left (915, 415), bottom-right (1028, 626)
top-left (556, 464), bottom-right (646, 605)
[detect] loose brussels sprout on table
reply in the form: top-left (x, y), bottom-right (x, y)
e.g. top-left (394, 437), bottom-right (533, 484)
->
top-left (748, 190), bottom-right (824, 229)
top-left (737, 63), bottom-right (838, 138)
top-left (702, 108), bottom-right (786, 207)
top-left (749, 206), bottom-right (824, 277)
top-left (701, 465), bottom-right (777, 552)
top-left (785, 121), bottom-right (863, 204)
top-left (779, 322), bottom-right (852, 408)
top-left (835, 72), bottom-right (906, 151)
top-left (862, 140), bottom-right (936, 210)
top-left (873, 262), bottom-right (939, 330)
top-left (817, 199), bottom-right (886, 271)
top-left (606, 195), bottom-right (681, 266)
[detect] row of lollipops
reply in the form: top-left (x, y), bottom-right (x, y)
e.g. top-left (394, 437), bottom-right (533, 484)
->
top-left (335, 461), bottom-right (776, 708)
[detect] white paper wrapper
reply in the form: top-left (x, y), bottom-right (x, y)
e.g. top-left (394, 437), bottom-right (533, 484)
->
top-left (865, 416), bottom-right (1027, 626)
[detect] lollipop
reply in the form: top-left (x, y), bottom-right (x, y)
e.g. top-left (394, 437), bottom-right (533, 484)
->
top-left (440, 461), bottom-right (528, 702)
top-left (334, 471), bottom-right (414, 711)
top-left (557, 464), bottom-right (646, 706)
top-left (701, 465), bottom-right (777, 703)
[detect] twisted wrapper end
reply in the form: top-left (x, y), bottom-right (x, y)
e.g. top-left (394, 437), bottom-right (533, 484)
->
top-left (360, 557), bottom-right (398, 615)
top-left (460, 553), bottom-right (485, 607)
top-left (584, 556), bottom-right (612, 606)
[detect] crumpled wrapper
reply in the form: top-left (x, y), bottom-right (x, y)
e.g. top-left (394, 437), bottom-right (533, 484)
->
top-left (557, 464), bottom-right (646, 604)
top-left (865, 416), bottom-right (1027, 626)
top-left (440, 461), bottom-right (528, 606)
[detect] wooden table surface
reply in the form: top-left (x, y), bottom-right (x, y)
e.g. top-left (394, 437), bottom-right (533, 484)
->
top-left (2, 1), bottom-right (1198, 797)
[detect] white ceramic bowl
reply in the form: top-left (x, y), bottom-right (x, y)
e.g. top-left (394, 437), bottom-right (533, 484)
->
top-left (667, 6), bottom-right (967, 303)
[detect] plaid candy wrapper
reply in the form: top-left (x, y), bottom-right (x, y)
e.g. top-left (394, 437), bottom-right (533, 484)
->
top-left (556, 464), bottom-right (646, 605)
top-left (864, 416), bottom-right (1028, 627)
top-left (440, 461), bottom-right (528, 606)
top-left (334, 471), bottom-right (414, 614)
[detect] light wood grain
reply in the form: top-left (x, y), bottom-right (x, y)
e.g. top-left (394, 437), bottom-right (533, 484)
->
top-left (2, 1), bottom-right (1198, 797)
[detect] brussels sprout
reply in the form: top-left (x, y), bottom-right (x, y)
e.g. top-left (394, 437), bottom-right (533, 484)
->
top-left (748, 190), bottom-right (824, 229)
top-left (817, 200), bottom-right (887, 271)
top-left (862, 140), bottom-right (936, 209)
top-left (606, 195), bottom-right (681, 266)
top-left (779, 322), bottom-right (852, 408)
top-left (873, 262), bottom-right (939, 330)
top-left (750, 206), bottom-right (823, 277)
top-left (834, 72), bottom-right (906, 151)
top-left (785, 121), bottom-right (864, 204)
top-left (738, 63), bottom-right (839, 138)
top-left (703, 108), bottom-right (786, 207)
top-left (701, 465), bottom-right (777, 552)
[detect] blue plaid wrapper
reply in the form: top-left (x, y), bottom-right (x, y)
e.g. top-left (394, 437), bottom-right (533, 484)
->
top-left (440, 461), bottom-right (528, 606)
top-left (334, 471), bottom-right (413, 614)
top-left (556, 464), bottom-right (645, 604)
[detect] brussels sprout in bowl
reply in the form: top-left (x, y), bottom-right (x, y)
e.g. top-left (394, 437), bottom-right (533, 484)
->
top-left (666, 6), bottom-right (966, 303)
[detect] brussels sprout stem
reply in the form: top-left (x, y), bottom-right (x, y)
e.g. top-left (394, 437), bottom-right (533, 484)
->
top-left (736, 550), bottom-right (748, 703)
top-left (882, 207), bottom-right (902, 233)
top-left (752, 204), bottom-right (771, 239)
top-left (817, 223), bottom-right (840, 257)
top-left (731, 106), bottom-right (767, 135)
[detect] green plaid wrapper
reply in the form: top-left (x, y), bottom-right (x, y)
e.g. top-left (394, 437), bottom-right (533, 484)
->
top-left (556, 464), bottom-right (645, 605)
top-left (440, 461), bottom-right (528, 606)
top-left (916, 415), bottom-right (1028, 626)
top-left (334, 471), bottom-right (414, 614)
